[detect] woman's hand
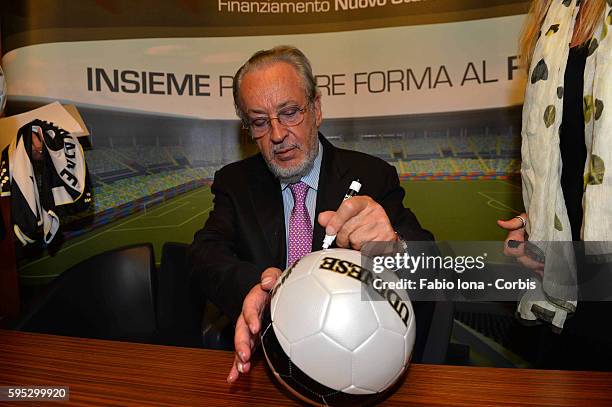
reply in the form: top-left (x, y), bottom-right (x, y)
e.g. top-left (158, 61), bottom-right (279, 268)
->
top-left (497, 213), bottom-right (544, 275)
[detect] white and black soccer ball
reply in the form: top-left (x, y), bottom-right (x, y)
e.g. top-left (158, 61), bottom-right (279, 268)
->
top-left (261, 249), bottom-right (415, 406)
top-left (0, 66), bottom-right (6, 115)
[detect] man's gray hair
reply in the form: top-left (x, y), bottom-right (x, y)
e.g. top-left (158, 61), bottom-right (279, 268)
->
top-left (232, 45), bottom-right (319, 124)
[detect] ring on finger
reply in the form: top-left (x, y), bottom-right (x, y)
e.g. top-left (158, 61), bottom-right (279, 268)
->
top-left (514, 215), bottom-right (527, 228)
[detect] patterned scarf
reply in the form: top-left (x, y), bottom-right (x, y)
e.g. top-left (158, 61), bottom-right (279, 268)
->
top-left (520, 0), bottom-right (612, 328)
top-left (0, 119), bottom-right (92, 246)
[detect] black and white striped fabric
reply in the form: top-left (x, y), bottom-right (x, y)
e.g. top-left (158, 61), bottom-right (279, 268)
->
top-left (0, 206), bottom-right (5, 241)
top-left (0, 119), bottom-right (92, 246)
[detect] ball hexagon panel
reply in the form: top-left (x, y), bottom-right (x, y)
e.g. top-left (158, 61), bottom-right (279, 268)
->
top-left (370, 296), bottom-right (409, 336)
top-left (352, 328), bottom-right (406, 392)
top-left (290, 332), bottom-right (353, 391)
top-left (385, 362), bottom-right (408, 396)
top-left (311, 268), bottom-right (361, 294)
top-left (271, 256), bottom-right (317, 319)
top-left (273, 275), bottom-right (330, 343)
top-left (311, 254), bottom-right (364, 294)
top-left (322, 292), bottom-right (379, 351)
top-left (283, 258), bottom-right (316, 285)
top-left (270, 278), bottom-right (285, 321)
top-left (270, 323), bottom-right (292, 358)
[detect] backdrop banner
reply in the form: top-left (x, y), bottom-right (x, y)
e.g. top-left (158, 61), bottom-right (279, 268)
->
top-left (0, 0), bottom-right (528, 282)
top-left (3, 15), bottom-right (525, 119)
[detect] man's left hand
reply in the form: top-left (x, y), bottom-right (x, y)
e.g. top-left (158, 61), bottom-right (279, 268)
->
top-left (318, 196), bottom-right (397, 250)
top-left (227, 267), bottom-right (281, 384)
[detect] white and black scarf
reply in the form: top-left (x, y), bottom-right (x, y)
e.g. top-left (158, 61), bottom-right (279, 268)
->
top-left (0, 119), bottom-right (91, 246)
top-left (520, 0), bottom-right (612, 329)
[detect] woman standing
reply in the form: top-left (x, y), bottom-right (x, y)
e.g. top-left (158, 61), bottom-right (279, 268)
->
top-left (498, 0), bottom-right (612, 369)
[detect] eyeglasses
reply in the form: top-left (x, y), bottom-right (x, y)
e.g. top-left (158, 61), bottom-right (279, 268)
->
top-left (244, 103), bottom-right (309, 139)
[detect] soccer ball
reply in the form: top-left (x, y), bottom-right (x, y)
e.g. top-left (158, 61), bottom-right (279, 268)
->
top-left (261, 248), bottom-right (415, 406)
top-left (0, 66), bottom-right (6, 115)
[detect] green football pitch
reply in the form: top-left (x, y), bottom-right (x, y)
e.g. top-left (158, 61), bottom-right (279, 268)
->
top-left (19, 179), bottom-right (523, 284)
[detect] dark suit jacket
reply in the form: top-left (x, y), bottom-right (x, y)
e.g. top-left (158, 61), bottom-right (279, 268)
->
top-left (189, 134), bottom-right (434, 357)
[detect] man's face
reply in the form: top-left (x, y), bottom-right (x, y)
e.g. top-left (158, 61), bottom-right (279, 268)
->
top-left (239, 62), bottom-right (322, 183)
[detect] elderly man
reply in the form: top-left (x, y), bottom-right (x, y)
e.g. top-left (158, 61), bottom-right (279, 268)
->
top-left (189, 46), bottom-right (433, 383)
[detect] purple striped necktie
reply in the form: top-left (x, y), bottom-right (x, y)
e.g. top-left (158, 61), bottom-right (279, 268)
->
top-left (287, 181), bottom-right (312, 267)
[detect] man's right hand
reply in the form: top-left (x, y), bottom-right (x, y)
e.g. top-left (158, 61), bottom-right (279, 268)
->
top-left (227, 267), bottom-right (281, 384)
top-left (497, 213), bottom-right (544, 274)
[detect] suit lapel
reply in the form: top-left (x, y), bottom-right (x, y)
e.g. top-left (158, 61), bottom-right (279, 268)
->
top-left (312, 135), bottom-right (351, 251)
top-left (249, 158), bottom-right (286, 268)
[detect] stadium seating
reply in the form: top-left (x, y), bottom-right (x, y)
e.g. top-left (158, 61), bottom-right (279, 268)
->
top-left (328, 131), bottom-right (521, 178)
top-left (85, 148), bottom-right (133, 174)
top-left (92, 167), bottom-right (213, 212)
top-left (75, 124), bottom-right (522, 235)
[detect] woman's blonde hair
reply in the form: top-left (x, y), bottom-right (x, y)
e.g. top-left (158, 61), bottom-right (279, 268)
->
top-left (519, 0), bottom-right (606, 68)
